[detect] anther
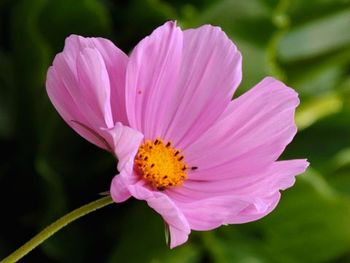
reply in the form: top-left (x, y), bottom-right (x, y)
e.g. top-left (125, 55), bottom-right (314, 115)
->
top-left (134, 138), bottom-right (188, 190)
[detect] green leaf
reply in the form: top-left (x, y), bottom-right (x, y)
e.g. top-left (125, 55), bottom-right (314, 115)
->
top-left (0, 51), bottom-right (14, 139)
top-left (295, 92), bottom-right (343, 130)
top-left (287, 107), bottom-right (350, 172)
top-left (181, 0), bottom-right (275, 92)
top-left (279, 8), bottom-right (350, 61)
top-left (10, 0), bottom-right (52, 158)
top-left (202, 169), bottom-right (350, 263)
top-left (258, 170), bottom-right (350, 263)
top-left (332, 148), bottom-right (350, 170)
top-left (289, 48), bottom-right (350, 96)
top-left (202, 231), bottom-right (269, 263)
top-left (185, 0), bottom-right (274, 44)
top-left (110, 0), bottom-right (177, 51)
top-left (39, 0), bottom-right (112, 50)
top-left (107, 202), bottom-right (201, 263)
top-left (234, 38), bottom-right (268, 93)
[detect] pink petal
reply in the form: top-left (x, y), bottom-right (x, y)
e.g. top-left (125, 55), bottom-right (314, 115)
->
top-left (89, 38), bottom-right (128, 124)
top-left (46, 35), bottom-right (128, 150)
top-left (110, 169), bottom-right (139, 203)
top-left (76, 48), bottom-right (114, 127)
top-left (46, 61), bottom-right (108, 150)
top-left (63, 35), bottom-right (129, 124)
top-left (125, 22), bottom-right (242, 146)
top-left (164, 24), bottom-right (242, 149)
top-left (164, 76), bottom-right (308, 231)
top-left (125, 21), bottom-right (183, 139)
top-left (102, 123), bottom-right (144, 173)
top-left (169, 159), bottom-right (309, 199)
top-left (126, 183), bottom-right (191, 248)
top-left (185, 77), bottom-right (300, 180)
top-left (47, 63), bottom-right (107, 149)
top-left (106, 124), bottom-right (143, 203)
top-left (169, 160), bottom-right (308, 230)
top-left (175, 195), bottom-right (252, 230)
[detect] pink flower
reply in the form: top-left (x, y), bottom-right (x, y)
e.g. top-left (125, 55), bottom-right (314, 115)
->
top-left (46, 21), bottom-right (308, 248)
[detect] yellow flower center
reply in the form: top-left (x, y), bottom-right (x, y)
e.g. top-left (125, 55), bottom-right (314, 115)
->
top-left (135, 138), bottom-right (188, 190)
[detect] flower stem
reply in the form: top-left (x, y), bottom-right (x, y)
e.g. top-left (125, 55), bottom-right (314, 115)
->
top-left (1, 196), bottom-right (114, 263)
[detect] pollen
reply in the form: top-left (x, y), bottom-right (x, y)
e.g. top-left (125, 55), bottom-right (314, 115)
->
top-left (135, 138), bottom-right (188, 190)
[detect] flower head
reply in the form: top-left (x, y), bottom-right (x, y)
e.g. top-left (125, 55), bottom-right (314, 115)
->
top-left (46, 21), bottom-right (308, 248)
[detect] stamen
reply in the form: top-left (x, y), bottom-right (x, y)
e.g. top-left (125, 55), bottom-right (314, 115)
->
top-left (134, 137), bottom-right (188, 190)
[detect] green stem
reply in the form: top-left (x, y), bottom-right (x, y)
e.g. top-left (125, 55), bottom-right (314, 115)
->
top-left (1, 196), bottom-right (114, 263)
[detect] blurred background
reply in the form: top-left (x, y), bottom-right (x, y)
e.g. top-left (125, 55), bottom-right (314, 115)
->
top-left (1, 0), bottom-right (350, 262)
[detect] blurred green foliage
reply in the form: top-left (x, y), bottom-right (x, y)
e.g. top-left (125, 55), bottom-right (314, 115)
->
top-left (1, 0), bottom-right (350, 262)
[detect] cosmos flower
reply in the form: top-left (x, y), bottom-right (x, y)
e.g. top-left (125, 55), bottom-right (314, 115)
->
top-left (46, 21), bottom-right (308, 248)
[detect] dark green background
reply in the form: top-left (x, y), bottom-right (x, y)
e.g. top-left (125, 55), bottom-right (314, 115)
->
top-left (1, 0), bottom-right (350, 262)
